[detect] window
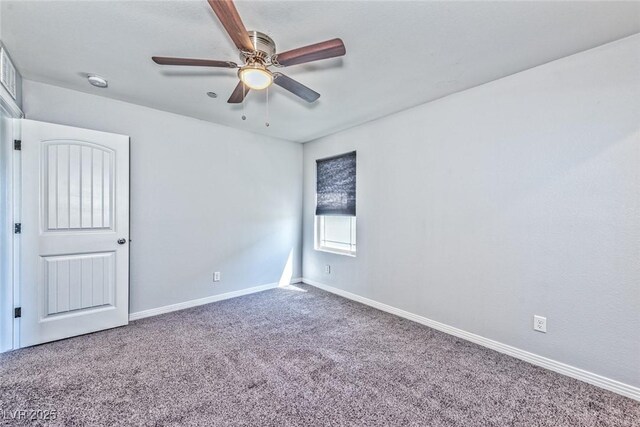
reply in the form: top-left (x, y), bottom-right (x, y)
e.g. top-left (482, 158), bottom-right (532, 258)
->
top-left (314, 151), bottom-right (356, 256)
top-left (315, 215), bottom-right (356, 256)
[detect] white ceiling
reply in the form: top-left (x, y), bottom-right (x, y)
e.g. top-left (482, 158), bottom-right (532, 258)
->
top-left (2, 1), bottom-right (639, 142)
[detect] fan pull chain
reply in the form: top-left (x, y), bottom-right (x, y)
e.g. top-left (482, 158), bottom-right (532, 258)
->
top-left (241, 83), bottom-right (247, 121)
top-left (265, 86), bottom-right (270, 127)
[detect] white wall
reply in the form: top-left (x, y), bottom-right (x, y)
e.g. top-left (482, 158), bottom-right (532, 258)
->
top-left (303, 35), bottom-right (640, 388)
top-left (22, 80), bottom-right (302, 314)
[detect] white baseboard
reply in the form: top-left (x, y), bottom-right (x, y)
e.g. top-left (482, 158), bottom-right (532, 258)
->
top-left (302, 278), bottom-right (640, 402)
top-left (129, 277), bottom-right (302, 321)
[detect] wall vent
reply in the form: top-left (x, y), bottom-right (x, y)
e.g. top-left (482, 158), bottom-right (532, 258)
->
top-left (0, 45), bottom-right (17, 100)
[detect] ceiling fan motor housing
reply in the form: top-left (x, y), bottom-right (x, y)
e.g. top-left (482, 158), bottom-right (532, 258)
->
top-left (242, 31), bottom-right (276, 62)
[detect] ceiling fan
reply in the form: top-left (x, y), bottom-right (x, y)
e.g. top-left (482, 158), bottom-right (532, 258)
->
top-left (152, 0), bottom-right (346, 104)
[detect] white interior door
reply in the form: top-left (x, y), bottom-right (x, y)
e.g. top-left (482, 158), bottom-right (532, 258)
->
top-left (20, 119), bottom-right (129, 347)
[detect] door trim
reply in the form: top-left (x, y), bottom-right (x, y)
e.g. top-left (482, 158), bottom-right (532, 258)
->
top-left (0, 94), bottom-right (22, 353)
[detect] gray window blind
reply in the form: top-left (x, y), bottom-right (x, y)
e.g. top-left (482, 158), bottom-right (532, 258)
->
top-left (316, 151), bottom-right (356, 216)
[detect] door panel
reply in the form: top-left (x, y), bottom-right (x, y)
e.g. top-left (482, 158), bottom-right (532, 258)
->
top-left (43, 251), bottom-right (115, 315)
top-left (20, 119), bottom-right (129, 347)
top-left (44, 142), bottom-right (115, 231)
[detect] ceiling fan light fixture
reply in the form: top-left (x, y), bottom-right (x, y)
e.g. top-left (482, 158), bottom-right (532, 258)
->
top-left (238, 64), bottom-right (273, 90)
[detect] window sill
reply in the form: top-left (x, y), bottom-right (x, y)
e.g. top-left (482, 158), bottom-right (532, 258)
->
top-left (314, 246), bottom-right (356, 257)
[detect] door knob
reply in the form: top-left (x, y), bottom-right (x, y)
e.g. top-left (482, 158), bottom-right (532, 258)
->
top-left (117, 238), bottom-right (127, 245)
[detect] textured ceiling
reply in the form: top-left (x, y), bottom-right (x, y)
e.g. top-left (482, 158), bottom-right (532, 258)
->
top-left (2, 1), bottom-right (639, 142)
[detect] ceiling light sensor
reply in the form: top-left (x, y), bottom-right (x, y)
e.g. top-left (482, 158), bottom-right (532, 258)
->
top-left (87, 74), bottom-right (108, 88)
top-left (206, 92), bottom-right (218, 98)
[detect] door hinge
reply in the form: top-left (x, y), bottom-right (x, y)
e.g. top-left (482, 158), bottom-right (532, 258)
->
top-left (14, 307), bottom-right (21, 318)
top-left (14, 223), bottom-right (21, 234)
top-left (14, 139), bottom-right (21, 150)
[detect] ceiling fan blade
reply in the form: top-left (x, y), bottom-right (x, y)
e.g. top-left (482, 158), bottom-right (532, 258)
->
top-left (273, 38), bottom-right (346, 67)
top-left (207, 0), bottom-right (254, 52)
top-left (228, 81), bottom-right (250, 103)
top-left (152, 56), bottom-right (237, 68)
top-left (273, 73), bottom-right (320, 103)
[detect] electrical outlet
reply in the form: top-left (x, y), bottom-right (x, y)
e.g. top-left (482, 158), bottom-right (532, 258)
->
top-left (213, 272), bottom-right (221, 282)
top-left (324, 265), bottom-right (331, 274)
top-left (533, 315), bottom-right (547, 333)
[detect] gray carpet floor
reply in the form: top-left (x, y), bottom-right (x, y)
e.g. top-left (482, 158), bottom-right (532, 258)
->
top-left (1, 284), bottom-right (638, 426)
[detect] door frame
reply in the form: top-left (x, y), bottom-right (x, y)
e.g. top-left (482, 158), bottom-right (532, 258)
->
top-left (0, 84), bottom-right (23, 353)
